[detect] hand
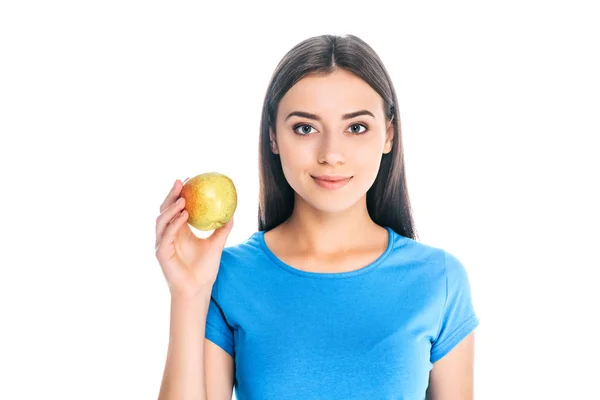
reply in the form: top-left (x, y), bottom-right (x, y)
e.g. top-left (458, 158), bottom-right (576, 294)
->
top-left (155, 178), bottom-right (234, 299)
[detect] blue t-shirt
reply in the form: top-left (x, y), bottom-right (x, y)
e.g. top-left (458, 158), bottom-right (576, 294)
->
top-left (205, 226), bottom-right (480, 399)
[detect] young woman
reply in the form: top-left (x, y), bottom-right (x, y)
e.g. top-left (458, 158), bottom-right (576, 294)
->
top-left (155, 34), bottom-right (479, 400)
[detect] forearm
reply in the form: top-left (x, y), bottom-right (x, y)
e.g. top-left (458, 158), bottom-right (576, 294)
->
top-left (158, 292), bottom-right (212, 400)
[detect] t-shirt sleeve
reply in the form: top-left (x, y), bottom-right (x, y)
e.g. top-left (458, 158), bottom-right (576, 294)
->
top-left (205, 279), bottom-right (235, 358)
top-left (430, 250), bottom-right (480, 363)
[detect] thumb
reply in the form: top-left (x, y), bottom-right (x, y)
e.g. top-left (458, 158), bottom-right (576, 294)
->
top-left (208, 216), bottom-right (234, 248)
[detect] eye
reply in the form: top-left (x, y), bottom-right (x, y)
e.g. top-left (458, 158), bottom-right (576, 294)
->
top-left (292, 123), bottom-right (369, 136)
top-left (293, 124), bottom-right (317, 136)
top-left (347, 123), bottom-right (368, 135)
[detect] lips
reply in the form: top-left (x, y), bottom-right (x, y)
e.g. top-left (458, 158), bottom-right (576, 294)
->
top-left (311, 175), bottom-right (351, 182)
top-left (311, 175), bottom-right (353, 190)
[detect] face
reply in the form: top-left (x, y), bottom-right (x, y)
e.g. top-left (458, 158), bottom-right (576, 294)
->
top-left (270, 68), bottom-right (394, 213)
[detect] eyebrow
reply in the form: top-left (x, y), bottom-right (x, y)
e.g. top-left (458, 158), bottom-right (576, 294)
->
top-left (284, 110), bottom-right (375, 121)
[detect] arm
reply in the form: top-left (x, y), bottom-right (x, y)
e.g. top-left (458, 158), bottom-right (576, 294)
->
top-left (205, 339), bottom-right (235, 399)
top-left (158, 293), bottom-right (234, 400)
top-left (425, 332), bottom-right (476, 400)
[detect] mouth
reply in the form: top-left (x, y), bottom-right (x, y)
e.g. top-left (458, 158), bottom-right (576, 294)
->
top-left (310, 175), bottom-right (353, 190)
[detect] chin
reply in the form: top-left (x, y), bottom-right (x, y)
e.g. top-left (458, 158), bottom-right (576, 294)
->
top-left (296, 188), bottom-right (367, 214)
top-left (286, 174), bottom-right (373, 213)
top-left (308, 198), bottom-right (360, 213)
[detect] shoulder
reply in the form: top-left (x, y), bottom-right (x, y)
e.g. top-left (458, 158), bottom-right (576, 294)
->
top-left (221, 230), bottom-right (263, 263)
top-left (386, 228), bottom-right (446, 268)
top-left (442, 249), bottom-right (471, 283)
top-left (385, 228), bottom-right (471, 283)
top-left (212, 230), bottom-right (267, 291)
top-left (392, 231), bottom-right (475, 307)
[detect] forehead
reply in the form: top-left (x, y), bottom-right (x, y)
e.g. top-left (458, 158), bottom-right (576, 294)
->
top-left (278, 69), bottom-right (384, 118)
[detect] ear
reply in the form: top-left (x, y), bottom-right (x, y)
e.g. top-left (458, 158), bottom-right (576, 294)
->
top-left (269, 127), bottom-right (279, 154)
top-left (383, 118), bottom-right (394, 154)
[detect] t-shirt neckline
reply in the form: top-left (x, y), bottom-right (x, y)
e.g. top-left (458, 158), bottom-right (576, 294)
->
top-left (257, 226), bottom-right (396, 279)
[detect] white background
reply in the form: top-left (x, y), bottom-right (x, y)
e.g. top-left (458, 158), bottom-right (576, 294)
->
top-left (1, 0), bottom-right (598, 398)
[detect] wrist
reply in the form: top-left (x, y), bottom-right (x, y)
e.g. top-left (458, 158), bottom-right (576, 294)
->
top-left (170, 289), bottom-right (212, 308)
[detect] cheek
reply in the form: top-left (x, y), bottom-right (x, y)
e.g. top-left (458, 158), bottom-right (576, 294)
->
top-left (279, 139), bottom-right (313, 169)
top-left (350, 142), bottom-right (385, 180)
top-left (277, 140), bottom-right (313, 188)
top-left (351, 140), bottom-right (382, 166)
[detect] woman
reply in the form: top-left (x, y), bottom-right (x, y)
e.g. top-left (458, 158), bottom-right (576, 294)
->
top-left (155, 34), bottom-right (479, 400)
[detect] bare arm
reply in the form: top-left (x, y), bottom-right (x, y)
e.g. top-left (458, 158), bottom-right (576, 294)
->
top-left (205, 339), bottom-right (235, 399)
top-left (154, 178), bottom-right (235, 399)
top-left (158, 292), bottom-right (235, 400)
top-left (158, 293), bottom-right (210, 400)
top-left (425, 332), bottom-right (476, 400)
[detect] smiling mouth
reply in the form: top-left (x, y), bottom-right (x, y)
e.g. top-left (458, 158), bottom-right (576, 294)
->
top-left (310, 175), bottom-right (353, 190)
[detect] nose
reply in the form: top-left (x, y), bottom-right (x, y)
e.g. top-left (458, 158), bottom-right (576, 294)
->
top-left (316, 132), bottom-right (345, 165)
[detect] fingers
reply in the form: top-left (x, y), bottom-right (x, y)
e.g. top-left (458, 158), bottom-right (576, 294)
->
top-left (156, 197), bottom-right (186, 241)
top-left (208, 216), bottom-right (234, 249)
top-left (160, 179), bottom-right (187, 213)
top-left (156, 208), bottom-right (189, 256)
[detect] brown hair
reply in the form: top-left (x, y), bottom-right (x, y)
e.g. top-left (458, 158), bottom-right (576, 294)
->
top-left (258, 34), bottom-right (418, 240)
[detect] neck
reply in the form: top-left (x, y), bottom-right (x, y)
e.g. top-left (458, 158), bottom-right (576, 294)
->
top-left (280, 193), bottom-right (383, 255)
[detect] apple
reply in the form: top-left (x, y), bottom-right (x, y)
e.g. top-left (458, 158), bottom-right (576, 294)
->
top-left (180, 172), bottom-right (237, 231)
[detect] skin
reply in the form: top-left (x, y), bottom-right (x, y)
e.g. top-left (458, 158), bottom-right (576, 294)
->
top-left (266, 68), bottom-right (394, 270)
top-left (261, 68), bottom-right (476, 399)
top-left (426, 332), bottom-right (476, 399)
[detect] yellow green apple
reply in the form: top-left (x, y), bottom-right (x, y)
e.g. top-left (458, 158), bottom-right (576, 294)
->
top-left (180, 172), bottom-right (237, 231)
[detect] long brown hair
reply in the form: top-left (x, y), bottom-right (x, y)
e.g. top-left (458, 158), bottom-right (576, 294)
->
top-left (258, 34), bottom-right (418, 240)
